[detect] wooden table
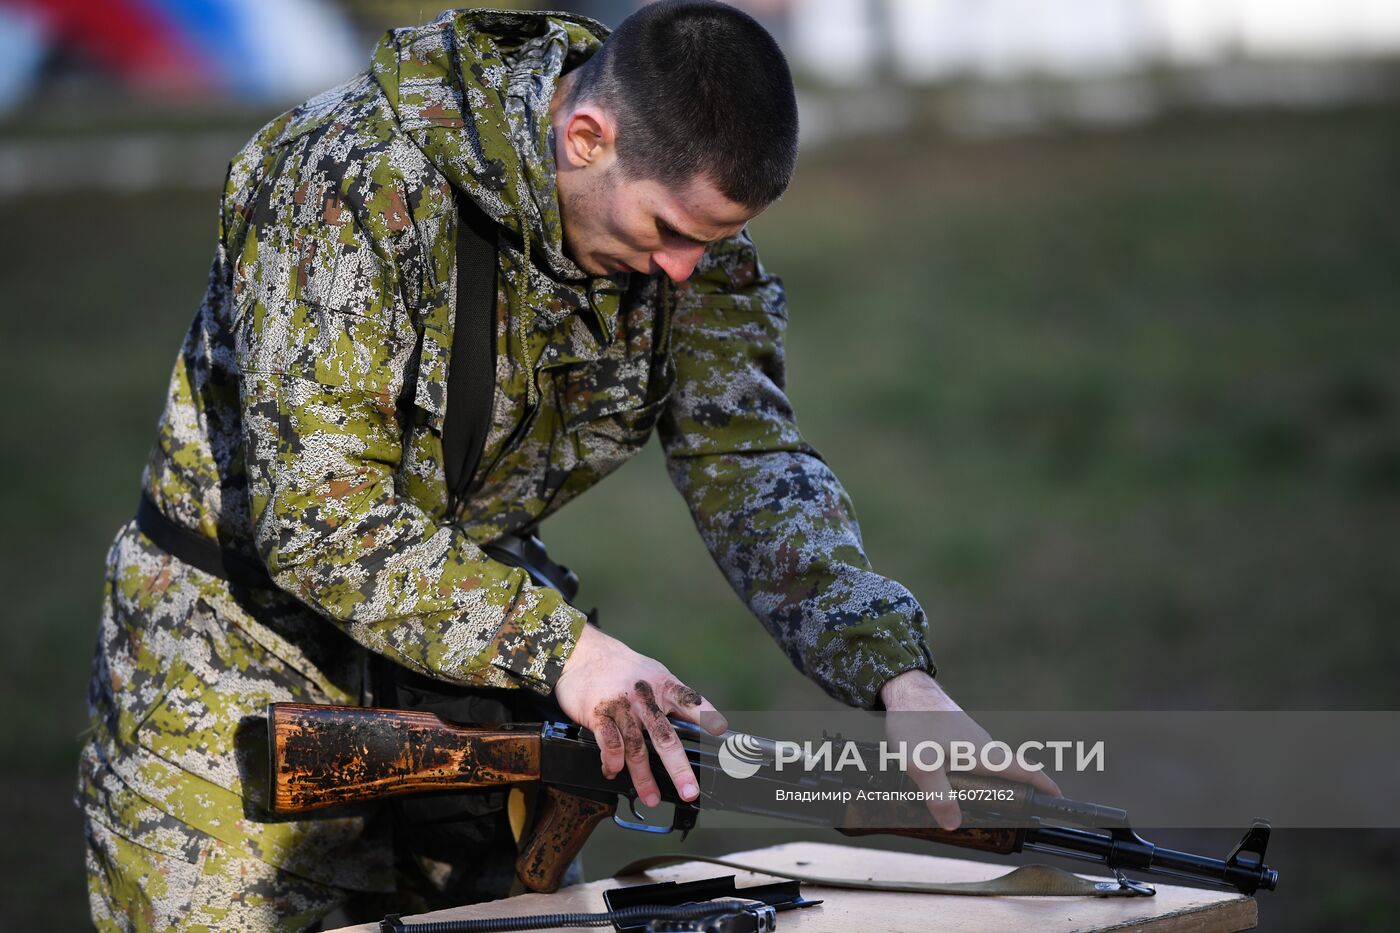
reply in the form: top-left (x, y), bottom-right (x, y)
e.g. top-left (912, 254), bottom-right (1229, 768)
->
top-left (329, 841), bottom-right (1258, 932)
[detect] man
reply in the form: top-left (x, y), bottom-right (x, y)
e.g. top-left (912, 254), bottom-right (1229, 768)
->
top-left (81, 2), bottom-right (1055, 929)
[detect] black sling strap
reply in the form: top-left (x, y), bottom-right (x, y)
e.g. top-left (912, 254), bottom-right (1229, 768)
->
top-left (443, 194), bottom-right (499, 504)
top-left (135, 493), bottom-right (270, 589)
top-left (439, 197), bottom-right (579, 601)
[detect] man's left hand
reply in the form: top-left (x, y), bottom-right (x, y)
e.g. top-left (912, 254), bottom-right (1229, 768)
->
top-left (879, 669), bottom-right (1063, 830)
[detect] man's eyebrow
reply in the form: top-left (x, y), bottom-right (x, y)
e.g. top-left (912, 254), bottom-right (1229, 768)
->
top-left (657, 217), bottom-right (713, 246)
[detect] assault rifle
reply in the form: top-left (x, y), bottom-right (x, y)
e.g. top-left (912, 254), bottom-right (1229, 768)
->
top-left (265, 703), bottom-right (1279, 897)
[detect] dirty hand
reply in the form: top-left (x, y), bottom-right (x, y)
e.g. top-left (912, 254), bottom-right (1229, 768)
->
top-left (880, 670), bottom-right (1062, 830)
top-left (553, 624), bottom-right (728, 807)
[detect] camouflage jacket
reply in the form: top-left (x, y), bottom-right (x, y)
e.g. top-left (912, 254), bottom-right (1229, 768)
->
top-left (81, 10), bottom-right (934, 890)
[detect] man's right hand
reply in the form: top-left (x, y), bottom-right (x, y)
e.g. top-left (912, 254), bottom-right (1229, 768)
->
top-left (552, 624), bottom-right (728, 808)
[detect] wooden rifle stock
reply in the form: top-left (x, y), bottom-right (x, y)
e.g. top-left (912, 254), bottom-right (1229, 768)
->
top-left (269, 703), bottom-right (612, 893)
top-left (268, 703), bottom-right (543, 812)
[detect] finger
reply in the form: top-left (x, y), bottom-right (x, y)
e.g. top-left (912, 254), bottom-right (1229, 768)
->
top-left (905, 756), bottom-right (962, 831)
top-left (636, 682), bottom-right (700, 802)
top-left (591, 701), bottom-right (626, 781)
top-left (663, 681), bottom-right (728, 735)
top-left (615, 702), bottom-right (661, 808)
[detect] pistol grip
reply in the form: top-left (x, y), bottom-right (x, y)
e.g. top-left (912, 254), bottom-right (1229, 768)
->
top-left (514, 786), bottom-right (616, 893)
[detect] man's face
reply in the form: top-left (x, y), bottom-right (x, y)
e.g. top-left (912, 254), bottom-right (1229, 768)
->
top-left (558, 164), bottom-right (759, 283)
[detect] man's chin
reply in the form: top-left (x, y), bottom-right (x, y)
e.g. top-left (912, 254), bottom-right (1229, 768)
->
top-left (565, 247), bottom-right (633, 277)
top-left (597, 258), bottom-right (636, 277)
top-left (573, 254), bottom-right (614, 277)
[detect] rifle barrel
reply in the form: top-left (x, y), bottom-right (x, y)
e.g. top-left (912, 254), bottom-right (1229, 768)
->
top-left (1026, 825), bottom-right (1278, 895)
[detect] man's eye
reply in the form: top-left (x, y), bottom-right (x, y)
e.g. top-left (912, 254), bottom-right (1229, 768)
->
top-left (659, 222), bottom-right (703, 247)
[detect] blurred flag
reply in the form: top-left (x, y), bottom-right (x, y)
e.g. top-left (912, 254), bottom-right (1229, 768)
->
top-left (3, 0), bottom-right (360, 103)
top-left (0, 4), bottom-right (47, 112)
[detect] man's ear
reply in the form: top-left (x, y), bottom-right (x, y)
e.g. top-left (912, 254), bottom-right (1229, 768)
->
top-left (560, 105), bottom-right (616, 170)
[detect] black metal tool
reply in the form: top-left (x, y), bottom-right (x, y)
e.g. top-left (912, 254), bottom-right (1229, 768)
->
top-left (603, 875), bottom-right (821, 933)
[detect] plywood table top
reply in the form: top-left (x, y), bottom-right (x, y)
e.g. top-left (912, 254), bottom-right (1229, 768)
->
top-left (328, 841), bottom-right (1257, 932)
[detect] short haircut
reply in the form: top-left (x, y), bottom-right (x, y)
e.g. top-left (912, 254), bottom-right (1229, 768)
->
top-left (567, 0), bottom-right (799, 208)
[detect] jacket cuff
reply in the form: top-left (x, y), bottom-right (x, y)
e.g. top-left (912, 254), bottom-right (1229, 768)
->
top-left (485, 586), bottom-right (588, 695)
top-left (816, 612), bottom-right (937, 710)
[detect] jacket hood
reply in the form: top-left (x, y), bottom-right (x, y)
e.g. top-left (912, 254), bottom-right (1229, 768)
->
top-left (371, 8), bottom-right (608, 282)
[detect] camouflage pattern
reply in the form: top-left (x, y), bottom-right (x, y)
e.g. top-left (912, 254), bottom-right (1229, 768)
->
top-left (86, 818), bottom-right (343, 932)
top-left (80, 7), bottom-right (934, 927)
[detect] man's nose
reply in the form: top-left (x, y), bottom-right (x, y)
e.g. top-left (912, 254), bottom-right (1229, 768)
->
top-left (652, 244), bottom-right (707, 283)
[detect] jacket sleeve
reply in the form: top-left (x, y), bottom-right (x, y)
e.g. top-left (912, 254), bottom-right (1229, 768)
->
top-left (657, 232), bottom-right (935, 709)
top-left (230, 153), bottom-right (585, 695)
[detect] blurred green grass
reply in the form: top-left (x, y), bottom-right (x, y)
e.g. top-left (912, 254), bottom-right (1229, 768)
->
top-left (1, 106), bottom-right (1397, 928)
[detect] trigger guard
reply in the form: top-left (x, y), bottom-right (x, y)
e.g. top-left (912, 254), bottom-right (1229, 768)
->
top-left (613, 795), bottom-right (672, 834)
